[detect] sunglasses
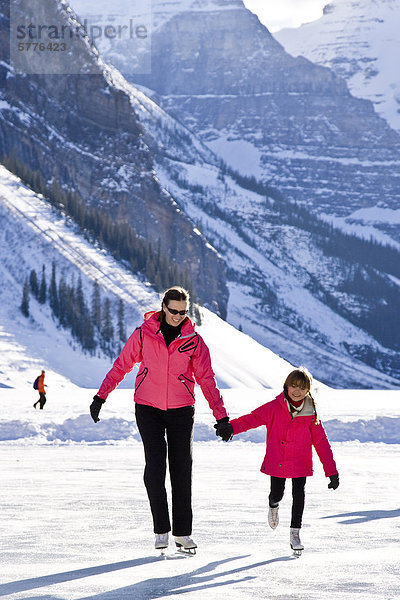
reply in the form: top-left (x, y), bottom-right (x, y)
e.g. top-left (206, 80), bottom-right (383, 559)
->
top-left (165, 305), bottom-right (188, 316)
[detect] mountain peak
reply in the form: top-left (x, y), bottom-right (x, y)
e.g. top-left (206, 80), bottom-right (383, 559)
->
top-left (154, 0), bottom-right (244, 8)
top-left (275, 0), bottom-right (400, 132)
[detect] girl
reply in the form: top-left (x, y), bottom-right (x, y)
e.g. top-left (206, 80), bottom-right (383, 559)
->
top-left (215, 367), bottom-right (339, 554)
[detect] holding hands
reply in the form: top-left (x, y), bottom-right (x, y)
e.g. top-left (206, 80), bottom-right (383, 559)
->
top-left (214, 416), bottom-right (233, 442)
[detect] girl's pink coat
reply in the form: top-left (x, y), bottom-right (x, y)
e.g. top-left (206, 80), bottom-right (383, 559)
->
top-left (97, 311), bottom-right (227, 420)
top-left (231, 393), bottom-right (337, 478)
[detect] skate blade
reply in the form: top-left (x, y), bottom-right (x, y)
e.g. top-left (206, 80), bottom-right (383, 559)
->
top-left (292, 549), bottom-right (303, 557)
top-left (175, 544), bottom-right (196, 555)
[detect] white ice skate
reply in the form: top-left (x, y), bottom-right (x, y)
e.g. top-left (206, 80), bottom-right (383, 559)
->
top-left (268, 505), bottom-right (279, 529)
top-left (290, 527), bottom-right (304, 557)
top-left (174, 535), bottom-right (197, 555)
top-left (155, 533), bottom-right (169, 551)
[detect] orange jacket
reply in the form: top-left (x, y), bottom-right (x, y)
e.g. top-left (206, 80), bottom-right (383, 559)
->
top-left (38, 373), bottom-right (45, 394)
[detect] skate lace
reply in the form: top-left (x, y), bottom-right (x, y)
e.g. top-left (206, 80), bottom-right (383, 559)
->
top-left (270, 507), bottom-right (279, 522)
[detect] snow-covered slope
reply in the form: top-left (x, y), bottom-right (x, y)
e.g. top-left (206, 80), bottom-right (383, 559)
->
top-left (0, 165), bottom-right (296, 392)
top-left (153, 158), bottom-right (400, 388)
top-left (98, 69), bottom-right (400, 389)
top-left (4, 0), bottom-right (400, 388)
top-left (275, 0), bottom-right (400, 133)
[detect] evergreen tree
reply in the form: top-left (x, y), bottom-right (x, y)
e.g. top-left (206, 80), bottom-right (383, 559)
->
top-left (80, 312), bottom-right (96, 353)
top-left (101, 298), bottom-right (114, 355)
top-left (29, 269), bottom-right (39, 298)
top-left (75, 276), bottom-right (86, 319)
top-left (49, 173), bottom-right (63, 208)
top-left (65, 280), bottom-right (76, 331)
top-left (49, 261), bottom-right (59, 317)
top-left (39, 265), bottom-right (47, 304)
top-left (91, 280), bottom-right (102, 330)
top-left (2, 152), bottom-right (198, 297)
top-left (194, 304), bottom-right (202, 325)
top-left (20, 278), bottom-right (30, 317)
top-left (117, 298), bottom-right (126, 344)
top-left (58, 275), bottom-right (69, 327)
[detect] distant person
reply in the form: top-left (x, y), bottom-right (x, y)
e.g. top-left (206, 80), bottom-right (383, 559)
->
top-left (90, 286), bottom-right (229, 554)
top-left (33, 370), bottom-right (47, 410)
top-left (215, 366), bottom-right (339, 556)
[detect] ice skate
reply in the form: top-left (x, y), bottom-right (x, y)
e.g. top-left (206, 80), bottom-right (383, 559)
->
top-left (290, 527), bottom-right (304, 557)
top-left (268, 505), bottom-right (279, 529)
top-left (155, 533), bottom-right (169, 552)
top-left (174, 535), bottom-right (197, 555)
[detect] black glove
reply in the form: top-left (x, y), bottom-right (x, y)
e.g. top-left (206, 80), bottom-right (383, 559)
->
top-left (90, 395), bottom-right (105, 423)
top-left (328, 473), bottom-right (339, 490)
top-left (214, 417), bottom-right (233, 442)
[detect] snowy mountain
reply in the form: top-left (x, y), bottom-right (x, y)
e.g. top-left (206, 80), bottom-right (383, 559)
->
top-left (70, 3), bottom-right (400, 387)
top-left (275, 0), bottom-right (400, 133)
top-left (2, 0), bottom-right (400, 387)
top-left (2, 156), bottom-right (400, 391)
top-left (0, 164), bottom-right (299, 391)
top-left (0, 0), bottom-right (228, 315)
top-left (79, 0), bottom-right (400, 240)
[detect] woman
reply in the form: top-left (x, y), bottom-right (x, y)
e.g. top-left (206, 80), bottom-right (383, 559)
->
top-left (90, 286), bottom-right (229, 553)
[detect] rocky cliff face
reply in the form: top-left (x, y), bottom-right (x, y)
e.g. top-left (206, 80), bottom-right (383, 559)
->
top-left (2, 0), bottom-right (400, 386)
top-left (64, 0), bottom-right (400, 386)
top-left (122, 1), bottom-right (400, 244)
top-left (0, 0), bottom-right (228, 315)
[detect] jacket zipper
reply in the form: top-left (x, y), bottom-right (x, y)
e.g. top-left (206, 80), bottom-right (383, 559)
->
top-left (178, 374), bottom-right (195, 400)
top-left (135, 367), bottom-right (148, 391)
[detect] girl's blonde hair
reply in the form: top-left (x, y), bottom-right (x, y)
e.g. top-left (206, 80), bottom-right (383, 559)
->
top-left (283, 366), bottom-right (320, 424)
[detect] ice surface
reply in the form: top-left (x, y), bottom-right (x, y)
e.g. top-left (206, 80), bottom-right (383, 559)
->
top-left (0, 410), bottom-right (399, 599)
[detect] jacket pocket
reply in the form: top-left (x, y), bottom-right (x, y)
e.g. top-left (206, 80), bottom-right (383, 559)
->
top-left (135, 367), bottom-right (148, 392)
top-left (178, 374), bottom-right (195, 399)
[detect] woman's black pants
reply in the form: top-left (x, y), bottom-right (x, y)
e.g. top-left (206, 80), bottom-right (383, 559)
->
top-left (135, 403), bottom-right (194, 536)
top-left (269, 476), bottom-right (307, 529)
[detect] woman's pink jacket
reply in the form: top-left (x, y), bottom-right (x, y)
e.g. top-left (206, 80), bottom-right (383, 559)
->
top-left (97, 311), bottom-right (227, 420)
top-left (231, 393), bottom-right (337, 478)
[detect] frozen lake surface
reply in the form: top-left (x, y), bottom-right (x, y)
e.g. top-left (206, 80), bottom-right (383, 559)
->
top-left (1, 386), bottom-right (399, 600)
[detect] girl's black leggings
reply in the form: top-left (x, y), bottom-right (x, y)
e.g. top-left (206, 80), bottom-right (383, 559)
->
top-left (269, 476), bottom-right (307, 529)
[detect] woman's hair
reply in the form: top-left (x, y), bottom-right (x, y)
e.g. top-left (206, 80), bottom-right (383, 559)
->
top-left (283, 366), bottom-right (320, 424)
top-left (158, 286), bottom-right (190, 321)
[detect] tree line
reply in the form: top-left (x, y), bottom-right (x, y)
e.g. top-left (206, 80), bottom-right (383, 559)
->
top-left (21, 263), bottom-right (126, 357)
top-left (227, 165), bottom-right (400, 280)
top-left (2, 151), bottom-right (193, 295)
top-left (21, 262), bottom-right (203, 356)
